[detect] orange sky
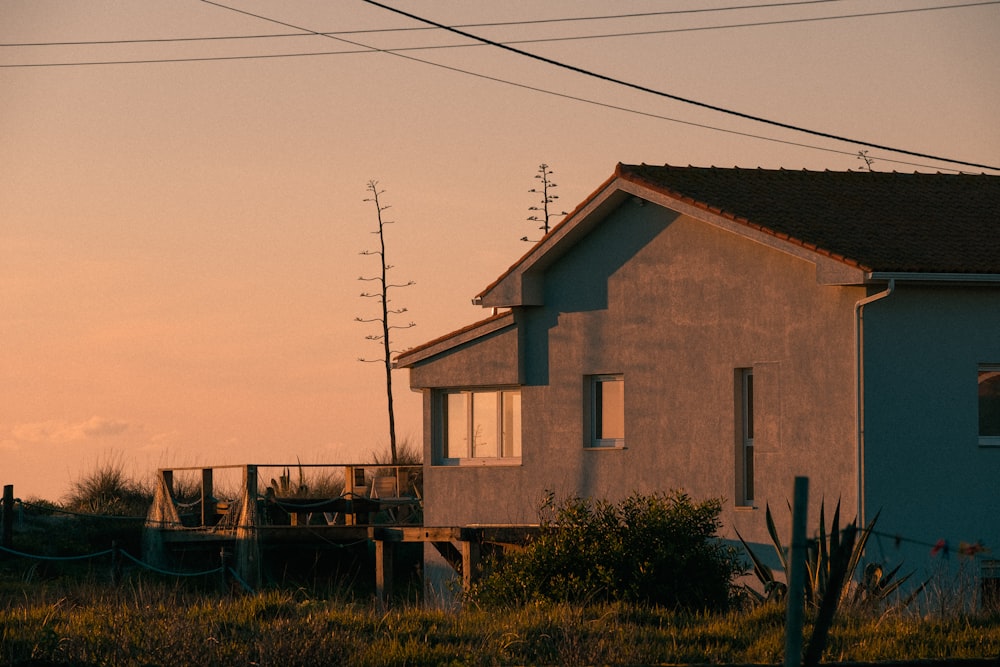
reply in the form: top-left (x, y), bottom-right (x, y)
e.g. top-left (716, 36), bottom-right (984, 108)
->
top-left (3, 0), bottom-right (999, 501)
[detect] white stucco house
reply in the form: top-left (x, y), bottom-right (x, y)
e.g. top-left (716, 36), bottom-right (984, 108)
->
top-left (396, 163), bottom-right (1000, 592)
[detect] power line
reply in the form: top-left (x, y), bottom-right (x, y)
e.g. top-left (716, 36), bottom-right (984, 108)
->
top-left (359, 0), bottom-right (1000, 172)
top-left (4, 1), bottom-right (996, 50)
top-left (0, 1), bottom-right (885, 47)
top-left (3, 1), bottom-right (993, 172)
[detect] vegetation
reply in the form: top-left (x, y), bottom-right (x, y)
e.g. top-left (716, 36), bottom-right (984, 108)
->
top-left (356, 180), bottom-right (416, 465)
top-left (64, 457), bottom-right (152, 518)
top-left (2, 581), bottom-right (1000, 666)
top-left (522, 162), bottom-right (567, 242)
top-left (5, 465), bottom-right (999, 665)
top-left (471, 491), bottom-right (744, 610)
top-left (738, 501), bottom-right (921, 612)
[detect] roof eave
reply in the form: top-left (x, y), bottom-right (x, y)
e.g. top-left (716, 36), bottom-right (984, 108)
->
top-left (394, 310), bottom-right (515, 368)
top-left (475, 173), bottom-right (629, 309)
top-left (866, 271), bottom-right (1000, 285)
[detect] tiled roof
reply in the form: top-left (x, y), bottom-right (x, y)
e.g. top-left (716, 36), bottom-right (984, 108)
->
top-left (617, 163), bottom-right (1000, 274)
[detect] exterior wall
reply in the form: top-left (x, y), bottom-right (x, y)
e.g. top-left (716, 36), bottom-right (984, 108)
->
top-left (861, 285), bottom-right (1000, 579)
top-left (416, 197), bottom-right (867, 549)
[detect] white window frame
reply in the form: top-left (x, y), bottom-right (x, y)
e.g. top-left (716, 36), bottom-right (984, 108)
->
top-left (588, 374), bottom-right (624, 449)
top-left (738, 368), bottom-right (755, 506)
top-left (979, 365), bottom-right (1000, 447)
top-left (437, 388), bottom-right (521, 465)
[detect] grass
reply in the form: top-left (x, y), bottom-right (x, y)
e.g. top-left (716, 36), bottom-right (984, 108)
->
top-left (2, 578), bottom-right (1000, 666)
top-left (6, 459), bottom-right (1000, 665)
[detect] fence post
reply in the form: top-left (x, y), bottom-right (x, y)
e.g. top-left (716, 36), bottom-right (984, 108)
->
top-left (784, 476), bottom-right (809, 667)
top-left (2, 485), bottom-right (14, 550)
top-left (220, 547), bottom-right (229, 590)
top-left (110, 540), bottom-right (121, 586)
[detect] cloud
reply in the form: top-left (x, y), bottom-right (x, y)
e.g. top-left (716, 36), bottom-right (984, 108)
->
top-left (8, 416), bottom-right (131, 444)
top-left (80, 416), bottom-right (130, 438)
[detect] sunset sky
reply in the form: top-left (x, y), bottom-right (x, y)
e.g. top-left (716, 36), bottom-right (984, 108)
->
top-left (3, 0), bottom-right (999, 502)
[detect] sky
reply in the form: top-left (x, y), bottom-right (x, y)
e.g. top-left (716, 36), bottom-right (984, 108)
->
top-left (2, 0), bottom-right (999, 502)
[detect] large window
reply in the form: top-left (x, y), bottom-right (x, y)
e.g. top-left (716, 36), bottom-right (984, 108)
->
top-left (589, 374), bottom-right (624, 448)
top-left (979, 365), bottom-right (1000, 447)
top-left (737, 369), bottom-right (755, 506)
top-left (441, 389), bottom-right (521, 462)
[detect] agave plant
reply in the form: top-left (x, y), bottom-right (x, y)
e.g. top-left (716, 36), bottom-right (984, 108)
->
top-left (736, 500), bottom-right (917, 610)
top-left (268, 463), bottom-right (308, 498)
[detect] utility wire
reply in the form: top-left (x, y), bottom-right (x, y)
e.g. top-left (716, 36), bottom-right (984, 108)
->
top-left (0, 0), bottom-right (821, 45)
top-left (0, 0), bottom-right (887, 47)
top-left (188, 1), bottom-right (973, 173)
top-left (359, 0), bottom-right (999, 172)
top-left (3, 0), bottom-right (992, 172)
top-left (4, 1), bottom-right (996, 50)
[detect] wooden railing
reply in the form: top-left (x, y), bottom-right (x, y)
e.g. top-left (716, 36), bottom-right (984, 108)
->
top-left (153, 463), bottom-right (422, 529)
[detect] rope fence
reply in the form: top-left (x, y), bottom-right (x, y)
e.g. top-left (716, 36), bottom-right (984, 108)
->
top-left (0, 541), bottom-right (228, 580)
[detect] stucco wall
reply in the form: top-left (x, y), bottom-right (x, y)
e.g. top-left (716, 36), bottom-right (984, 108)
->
top-left (418, 197), bottom-right (867, 549)
top-left (861, 285), bottom-right (1000, 577)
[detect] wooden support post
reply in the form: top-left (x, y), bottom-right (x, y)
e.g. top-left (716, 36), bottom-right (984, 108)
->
top-left (785, 476), bottom-right (809, 667)
top-left (375, 539), bottom-right (393, 609)
top-left (461, 538), bottom-right (481, 592)
top-left (161, 470), bottom-right (174, 498)
top-left (244, 465), bottom-right (258, 506)
top-left (201, 468), bottom-right (216, 527)
top-left (2, 485), bottom-right (13, 550)
top-left (344, 466), bottom-right (356, 526)
top-left (201, 468), bottom-right (216, 526)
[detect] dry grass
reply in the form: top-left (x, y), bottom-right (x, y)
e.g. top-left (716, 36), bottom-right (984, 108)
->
top-left (2, 579), bottom-right (1000, 666)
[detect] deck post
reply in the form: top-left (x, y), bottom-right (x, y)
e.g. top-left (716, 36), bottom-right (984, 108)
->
top-left (161, 469), bottom-right (174, 498)
top-left (201, 468), bottom-right (216, 527)
top-left (344, 465), bottom-right (355, 526)
top-left (460, 538), bottom-right (481, 592)
top-left (375, 539), bottom-right (393, 609)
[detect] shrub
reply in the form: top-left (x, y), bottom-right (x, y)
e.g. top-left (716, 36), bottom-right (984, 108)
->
top-left (471, 491), bottom-right (745, 610)
top-left (64, 458), bottom-right (151, 517)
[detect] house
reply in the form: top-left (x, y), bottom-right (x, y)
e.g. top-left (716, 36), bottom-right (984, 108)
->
top-left (396, 163), bottom-right (1000, 592)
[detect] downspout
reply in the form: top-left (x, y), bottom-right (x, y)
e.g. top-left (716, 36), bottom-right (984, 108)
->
top-left (854, 279), bottom-right (894, 529)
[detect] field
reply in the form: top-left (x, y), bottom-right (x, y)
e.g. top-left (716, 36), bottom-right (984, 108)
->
top-left (2, 464), bottom-right (999, 666)
top-left (2, 579), bottom-right (1000, 666)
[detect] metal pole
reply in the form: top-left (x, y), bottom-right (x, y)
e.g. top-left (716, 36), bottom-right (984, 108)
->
top-left (785, 476), bottom-right (809, 667)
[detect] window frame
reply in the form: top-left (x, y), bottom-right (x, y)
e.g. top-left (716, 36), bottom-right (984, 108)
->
top-left (436, 387), bottom-right (522, 465)
top-left (737, 368), bottom-right (755, 507)
top-left (588, 374), bottom-right (625, 449)
top-left (979, 364), bottom-right (1000, 447)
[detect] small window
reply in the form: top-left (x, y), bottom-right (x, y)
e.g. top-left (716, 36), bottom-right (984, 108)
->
top-left (589, 375), bottom-right (624, 448)
top-left (737, 369), bottom-right (755, 506)
top-left (439, 388), bottom-right (521, 463)
top-left (979, 366), bottom-right (1000, 447)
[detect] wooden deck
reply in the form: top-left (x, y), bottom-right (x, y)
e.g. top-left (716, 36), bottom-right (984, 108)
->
top-left (145, 464), bottom-right (538, 606)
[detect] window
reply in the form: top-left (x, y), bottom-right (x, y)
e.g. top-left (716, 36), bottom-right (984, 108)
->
top-left (737, 369), bottom-right (755, 506)
top-left (979, 365), bottom-right (1000, 446)
top-left (440, 388), bottom-right (521, 462)
top-left (589, 374), bottom-right (624, 448)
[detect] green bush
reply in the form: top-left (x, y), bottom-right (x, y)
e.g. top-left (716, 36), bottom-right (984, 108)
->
top-left (471, 491), bottom-right (745, 610)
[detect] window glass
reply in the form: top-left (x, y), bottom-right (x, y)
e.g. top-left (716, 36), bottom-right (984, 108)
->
top-left (596, 377), bottom-right (624, 440)
top-left (502, 391), bottom-right (522, 458)
top-left (445, 392), bottom-right (467, 459)
top-left (471, 391), bottom-right (498, 458)
top-left (979, 368), bottom-right (1000, 440)
top-left (590, 375), bottom-right (624, 447)
top-left (740, 369), bottom-right (755, 505)
top-left (437, 388), bottom-right (521, 462)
